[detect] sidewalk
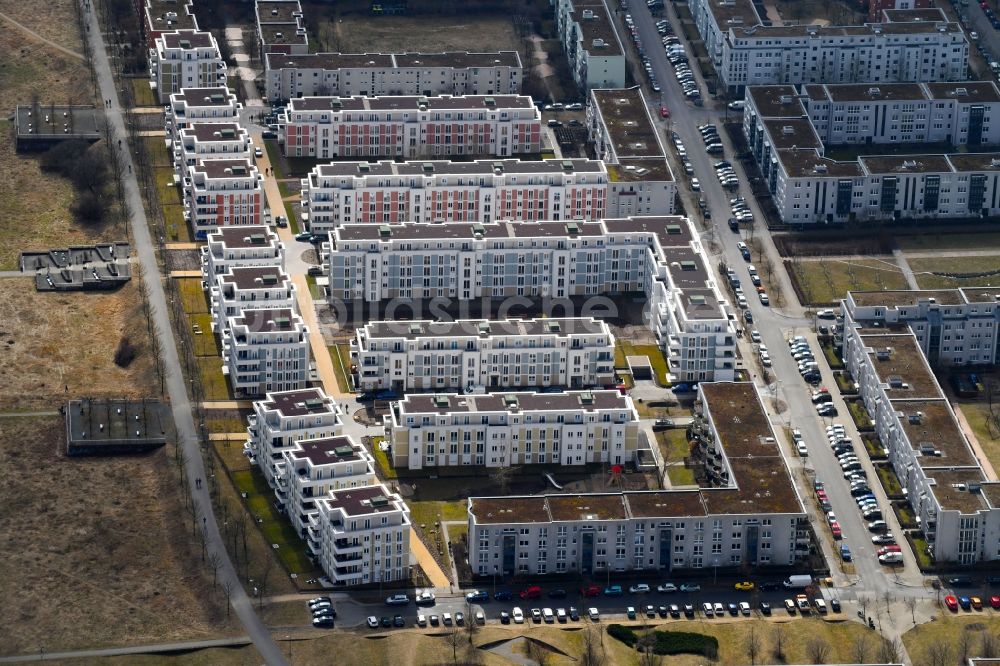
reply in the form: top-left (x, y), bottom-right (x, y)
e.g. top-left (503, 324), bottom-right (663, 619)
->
top-left (410, 529), bottom-right (451, 589)
top-left (954, 403), bottom-right (999, 481)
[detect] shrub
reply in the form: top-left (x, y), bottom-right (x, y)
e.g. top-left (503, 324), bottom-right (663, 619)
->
top-left (607, 624), bottom-right (638, 648)
top-left (113, 336), bottom-right (136, 368)
top-left (651, 631), bottom-right (719, 657)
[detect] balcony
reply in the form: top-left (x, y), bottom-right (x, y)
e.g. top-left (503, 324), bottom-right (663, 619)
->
top-left (332, 538), bottom-right (363, 555)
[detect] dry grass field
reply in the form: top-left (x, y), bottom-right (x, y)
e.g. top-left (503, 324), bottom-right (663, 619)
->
top-left (0, 416), bottom-right (236, 655)
top-left (0, 0), bottom-right (85, 55)
top-left (0, 279), bottom-right (160, 412)
top-left (326, 15), bottom-right (522, 54)
top-left (0, 8), bottom-right (92, 106)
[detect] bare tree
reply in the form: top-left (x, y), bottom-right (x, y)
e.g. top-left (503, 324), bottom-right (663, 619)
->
top-left (465, 602), bottom-right (479, 643)
top-left (222, 579), bottom-right (234, 620)
top-left (187, 498), bottom-right (201, 536)
top-left (805, 637), bottom-right (831, 664)
top-left (745, 624), bottom-right (762, 665)
top-left (877, 636), bottom-right (902, 664)
top-left (637, 642), bottom-right (662, 666)
top-left (771, 624), bottom-right (786, 661)
top-left (882, 590), bottom-right (894, 618)
top-left (924, 642), bottom-right (951, 666)
top-left (580, 626), bottom-right (603, 666)
top-left (982, 631), bottom-right (999, 659)
top-left (526, 638), bottom-right (550, 666)
top-left (904, 596), bottom-right (917, 626)
top-left (489, 464), bottom-right (517, 495)
top-left (257, 556), bottom-right (274, 611)
top-left (958, 628), bottom-right (974, 663)
top-left (447, 627), bottom-right (463, 664)
top-left (851, 633), bottom-right (870, 664)
top-left (208, 551), bottom-right (223, 589)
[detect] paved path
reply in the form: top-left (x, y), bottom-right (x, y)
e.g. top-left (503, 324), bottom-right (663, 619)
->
top-left (410, 530), bottom-right (452, 588)
top-left (138, 129), bottom-right (166, 137)
top-left (202, 400), bottom-right (254, 410)
top-left (892, 249), bottom-right (920, 290)
top-left (81, 2), bottom-right (286, 664)
top-left (208, 432), bottom-right (248, 441)
top-left (0, 411), bottom-right (60, 418)
top-left (954, 403), bottom-right (999, 481)
top-left (169, 270), bottom-right (202, 278)
top-left (439, 522), bottom-right (464, 586)
top-left (225, 24), bottom-right (263, 107)
top-left (0, 11), bottom-right (85, 60)
top-left (0, 637), bottom-right (252, 663)
top-left (165, 242), bottom-right (200, 250)
top-left (0, 271), bottom-right (27, 278)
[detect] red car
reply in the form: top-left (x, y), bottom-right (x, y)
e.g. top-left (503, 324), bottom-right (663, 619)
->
top-left (519, 585), bottom-right (542, 600)
top-left (580, 584), bottom-right (601, 598)
top-left (990, 596), bottom-right (1000, 609)
top-left (945, 595), bottom-right (959, 612)
top-left (660, 105), bottom-right (670, 119)
top-left (830, 521), bottom-right (842, 539)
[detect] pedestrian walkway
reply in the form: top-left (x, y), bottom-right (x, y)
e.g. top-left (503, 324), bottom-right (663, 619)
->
top-left (202, 400), bottom-right (254, 410)
top-left (208, 432), bottom-right (248, 441)
top-left (169, 270), bottom-right (202, 278)
top-left (138, 129), bottom-right (166, 137)
top-left (165, 242), bottom-right (200, 250)
top-left (410, 529), bottom-right (451, 589)
top-left (291, 274), bottom-right (347, 398)
top-left (954, 404), bottom-right (999, 481)
top-left (892, 248), bottom-right (920, 290)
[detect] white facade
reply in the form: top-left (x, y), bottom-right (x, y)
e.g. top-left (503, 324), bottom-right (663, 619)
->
top-left (839, 290), bottom-right (1000, 563)
top-left (151, 30), bottom-right (226, 104)
top-left (310, 484), bottom-right (410, 587)
top-left (255, 0), bottom-right (308, 57)
top-left (264, 51), bottom-right (523, 102)
top-left (174, 122), bottom-right (253, 179)
top-left (466, 382), bottom-right (807, 576)
top-left (387, 390), bottom-right (640, 470)
top-left (166, 88), bottom-right (241, 140)
top-left (304, 158), bottom-right (608, 233)
top-left (223, 308), bottom-right (309, 397)
top-left (281, 94), bottom-right (541, 159)
top-left (210, 266), bottom-right (297, 331)
top-left (246, 388), bottom-right (343, 493)
top-left (687, 0), bottom-right (969, 95)
top-left (183, 159), bottom-right (264, 238)
top-left (354, 317), bottom-right (616, 392)
top-left (201, 225), bottom-right (284, 281)
top-left (555, 0), bottom-right (627, 90)
top-left (328, 216), bottom-right (735, 383)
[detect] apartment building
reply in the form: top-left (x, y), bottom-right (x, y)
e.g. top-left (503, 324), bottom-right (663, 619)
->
top-left (264, 51), bottom-right (523, 102)
top-left (142, 0), bottom-right (197, 47)
top-left (310, 483), bottom-right (411, 587)
top-left (744, 84), bottom-right (1000, 225)
top-left (303, 158), bottom-right (608, 232)
top-left (255, 0), bottom-right (308, 57)
top-left (279, 436), bottom-right (377, 534)
top-left (246, 387), bottom-right (343, 493)
top-left (555, 0), bottom-right (627, 90)
top-left (353, 317), bottom-right (616, 392)
top-left (588, 88), bottom-right (677, 217)
top-left (840, 289), bottom-right (1000, 563)
top-left (281, 94), bottom-right (541, 159)
top-left (174, 122), bottom-right (252, 178)
top-left (150, 30), bottom-right (226, 104)
top-left (387, 390), bottom-right (640, 470)
top-left (466, 382), bottom-right (807, 576)
top-left (183, 158), bottom-right (264, 237)
top-left (222, 308), bottom-right (309, 397)
top-left (201, 225), bottom-right (284, 281)
top-left (166, 87), bottom-right (241, 140)
top-left (869, 0), bottom-right (934, 23)
top-left (328, 216), bottom-right (735, 382)
top-left (210, 266), bottom-right (297, 329)
top-left (687, 0), bottom-right (969, 95)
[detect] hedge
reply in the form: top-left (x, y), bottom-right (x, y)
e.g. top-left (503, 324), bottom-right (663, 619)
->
top-left (608, 624), bottom-right (638, 647)
top-left (608, 625), bottom-right (719, 658)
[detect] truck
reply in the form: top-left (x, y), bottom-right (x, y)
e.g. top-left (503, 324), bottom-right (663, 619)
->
top-left (783, 575), bottom-right (814, 589)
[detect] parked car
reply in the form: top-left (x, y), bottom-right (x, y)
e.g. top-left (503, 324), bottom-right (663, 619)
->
top-left (604, 585), bottom-right (624, 596)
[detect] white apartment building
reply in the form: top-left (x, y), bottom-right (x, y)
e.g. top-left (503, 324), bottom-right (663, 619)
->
top-left (142, 0), bottom-right (198, 48)
top-left (328, 216), bottom-right (735, 383)
top-left (174, 122), bottom-right (253, 178)
top-left (210, 266), bottom-right (297, 331)
top-left (201, 225), bottom-right (284, 281)
top-left (222, 308), bottom-right (309, 397)
top-left (744, 84), bottom-right (1000, 225)
top-left (555, 0), bottom-right (627, 90)
top-left (166, 87), bottom-right (241, 140)
top-left (387, 390), bottom-right (640, 470)
top-left (279, 435), bottom-right (377, 535)
top-left (183, 159), bottom-right (264, 238)
top-left (303, 158), bottom-right (608, 233)
top-left (246, 388), bottom-right (343, 493)
top-left (255, 0), bottom-right (308, 57)
top-left (840, 290), bottom-right (1000, 563)
top-left (687, 0), bottom-right (969, 95)
top-left (587, 88), bottom-right (677, 216)
top-left (466, 382), bottom-right (807, 576)
top-left (310, 483), bottom-right (410, 587)
top-left (281, 94), bottom-right (541, 159)
top-left (150, 30), bottom-right (226, 104)
top-left (353, 317), bottom-right (616, 392)
top-left (264, 51), bottom-right (523, 102)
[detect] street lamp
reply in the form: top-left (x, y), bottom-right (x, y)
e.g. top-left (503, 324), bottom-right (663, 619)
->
top-left (493, 565), bottom-right (498, 598)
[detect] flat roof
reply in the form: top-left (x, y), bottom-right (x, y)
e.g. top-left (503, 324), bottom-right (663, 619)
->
top-left (232, 308), bottom-right (298, 330)
top-left (266, 51), bottom-right (520, 70)
top-left (146, 0), bottom-right (197, 31)
top-left (850, 289), bottom-right (967, 307)
top-left (822, 82), bottom-right (926, 103)
top-left (946, 153), bottom-right (1000, 172)
top-left (220, 266), bottom-right (290, 291)
top-left (471, 496), bottom-right (551, 524)
top-left (184, 122), bottom-right (244, 142)
top-left (192, 159), bottom-right (256, 179)
top-left (398, 390), bottom-right (631, 416)
top-left (209, 226), bottom-right (277, 248)
top-left (961, 287), bottom-right (1000, 303)
top-left (261, 388), bottom-right (336, 417)
top-left (364, 317), bottom-right (609, 340)
top-left (547, 494), bottom-right (628, 521)
top-left (590, 88), bottom-right (664, 159)
top-left (335, 219), bottom-right (604, 243)
top-left (256, 0), bottom-right (302, 24)
top-left (161, 29), bottom-right (214, 49)
top-left (925, 81), bottom-right (1000, 104)
top-left (174, 87), bottom-right (236, 107)
top-left (747, 86), bottom-right (806, 118)
top-left (260, 24), bottom-right (306, 46)
top-left (324, 485), bottom-right (403, 517)
top-left (625, 490), bottom-right (707, 518)
top-left (608, 158), bottom-right (673, 182)
top-left (290, 436), bottom-right (364, 466)
top-left (393, 51), bottom-right (522, 68)
top-left (889, 399), bottom-right (977, 468)
top-left (883, 8), bottom-right (949, 22)
top-left (290, 94), bottom-right (534, 113)
top-left (315, 158), bottom-right (603, 178)
top-left (860, 154), bottom-right (954, 175)
top-left (923, 467), bottom-right (988, 512)
top-left (762, 118), bottom-right (822, 150)
top-left (860, 333), bottom-right (941, 399)
top-left (777, 149), bottom-right (864, 178)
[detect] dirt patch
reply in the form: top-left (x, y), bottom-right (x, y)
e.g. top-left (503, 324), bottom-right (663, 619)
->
top-left (0, 416), bottom-right (236, 655)
top-left (166, 248), bottom-right (205, 272)
top-left (0, 279), bottom-right (159, 411)
top-left (772, 232), bottom-right (894, 258)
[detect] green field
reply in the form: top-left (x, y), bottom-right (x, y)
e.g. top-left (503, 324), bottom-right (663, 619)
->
top-left (896, 231), bottom-right (1000, 252)
top-left (657, 429), bottom-right (690, 463)
top-left (615, 341), bottom-right (670, 385)
top-left (231, 469), bottom-right (318, 574)
top-left (177, 277), bottom-right (209, 314)
top-left (197, 356), bottom-right (232, 401)
top-left (908, 255), bottom-right (1000, 289)
top-left (789, 258), bottom-right (909, 305)
top-left (668, 465), bottom-right (696, 486)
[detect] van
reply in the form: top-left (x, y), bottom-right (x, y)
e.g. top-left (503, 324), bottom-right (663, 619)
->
top-left (879, 552), bottom-right (903, 564)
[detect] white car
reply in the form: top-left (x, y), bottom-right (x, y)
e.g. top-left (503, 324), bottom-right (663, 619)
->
top-left (417, 614), bottom-right (427, 627)
top-left (588, 607), bottom-right (600, 621)
top-left (750, 330), bottom-right (761, 343)
top-left (691, 177), bottom-right (700, 191)
top-left (739, 601), bottom-right (751, 615)
top-left (367, 616), bottom-right (379, 628)
top-left (629, 584), bottom-right (651, 594)
top-left (512, 607), bottom-right (525, 623)
top-left (254, 147), bottom-right (264, 158)
top-left (797, 442), bottom-right (809, 456)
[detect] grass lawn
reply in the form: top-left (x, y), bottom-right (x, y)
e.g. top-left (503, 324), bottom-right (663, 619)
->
top-left (821, 340), bottom-right (845, 370)
top-left (189, 313), bottom-right (218, 357)
top-left (143, 136), bottom-right (172, 168)
top-left (668, 465), bottom-right (696, 486)
top-left (656, 429), bottom-right (690, 463)
top-left (328, 344), bottom-right (354, 393)
top-left (903, 614), bottom-right (1000, 664)
top-left (876, 464), bottom-right (904, 498)
top-left (909, 254), bottom-right (1000, 289)
top-left (206, 412), bottom-right (248, 434)
top-left (371, 435), bottom-right (397, 480)
top-left (409, 501), bottom-right (464, 575)
top-left (213, 440), bottom-right (251, 472)
top-left (789, 258), bottom-right (909, 305)
top-left (131, 79), bottom-right (157, 107)
top-left (896, 231), bottom-right (1000, 252)
top-left (163, 204), bottom-right (191, 243)
top-left (275, 179), bottom-right (302, 234)
top-left (449, 523), bottom-right (469, 548)
top-left (907, 534), bottom-right (934, 569)
top-left (847, 400), bottom-right (873, 429)
top-left (634, 399), bottom-right (676, 419)
top-left (893, 501), bottom-right (917, 529)
top-left (326, 14), bottom-right (521, 54)
top-left (615, 340), bottom-right (669, 385)
top-left (177, 277), bottom-right (209, 314)
top-left (154, 167), bottom-right (182, 206)
top-left (197, 356), bottom-right (232, 401)
top-left (957, 402), bottom-right (1000, 470)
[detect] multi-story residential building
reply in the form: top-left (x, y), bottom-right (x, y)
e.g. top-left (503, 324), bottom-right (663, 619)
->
top-left (211, 266), bottom-right (297, 330)
top-left (587, 88), bottom-right (677, 216)
top-left (166, 88), bottom-right (241, 140)
top-left (183, 159), bottom-right (264, 237)
top-left (310, 483), bottom-right (410, 586)
top-left (869, 0), bottom-right (934, 23)
top-left (466, 382), bottom-right (807, 576)
top-left (281, 94), bottom-right (541, 159)
top-left (263, 51), bottom-right (523, 102)
top-left (201, 225), bottom-right (285, 281)
top-left (222, 308), bottom-right (310, 397)
top-left (744, 83), bottom-right (1000, 225)
top-left (150, 30), bottom-right (226, 104)
top-left (141, 0), bottom-right (197, 48)
top-left (279, 435), bottom-right (377, 534)
top-left (840, 289), bottom-right (1000, 563)
top-left (246, 388), bottom-right (343, 492)
top-left (387, 390), bottom-right (640, 470)
top-left (555, 0), bottom-right (627, 90)
top-left (687, 0), bottom-right (969, 95)
top-left (353, 317), bottom-right (616, 392)
top-left (255, 0), bottom-right (308, 57)
top-left (174, 122), bottom-right (253, 181)
top-left (328, 216), bottom-right (735, 382)
top-left (303, 158), bottom-right (608, 232)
